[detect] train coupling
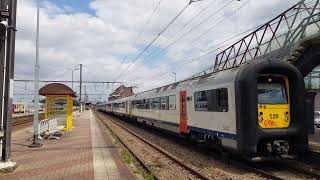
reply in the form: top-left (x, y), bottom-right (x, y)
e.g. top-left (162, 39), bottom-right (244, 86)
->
top-left (269, 140), bottom-right (290, 157)
top-left (251, 140), bottom-right (292, 162)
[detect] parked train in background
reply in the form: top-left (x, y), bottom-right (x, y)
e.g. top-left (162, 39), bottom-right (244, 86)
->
top-left (12, 101), bottom-right (45, 114)
top-left (97, 59), bottom-right (307, 161)
top-left (12, 101), bottom-right (27, 114)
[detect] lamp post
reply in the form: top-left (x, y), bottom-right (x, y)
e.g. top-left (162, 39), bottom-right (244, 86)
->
top-left (67, 68), bottom-right (79, 90)
top-left (29, 0), bottom-right (42, 148)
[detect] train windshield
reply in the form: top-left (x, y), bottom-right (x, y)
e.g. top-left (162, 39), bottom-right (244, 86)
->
top-left (257, 83), bottom-right (288, 104)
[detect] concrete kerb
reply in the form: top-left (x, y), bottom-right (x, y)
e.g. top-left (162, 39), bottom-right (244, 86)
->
top-left (0, 161), bottom-right (17, 173)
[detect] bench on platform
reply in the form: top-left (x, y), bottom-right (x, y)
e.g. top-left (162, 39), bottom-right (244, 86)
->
top-left (39, 118), bottom-right (65, 140)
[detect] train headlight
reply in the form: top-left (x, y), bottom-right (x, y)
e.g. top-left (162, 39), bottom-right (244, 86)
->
top-left (258, 112), bottom-right (263, 123)
top-left (284, 112), bottom-right (289, 122)
top-left (268, 78), bottom-right (272, 83)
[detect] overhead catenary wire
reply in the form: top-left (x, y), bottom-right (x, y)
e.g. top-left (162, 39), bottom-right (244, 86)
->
top-left (126, 0), bottom-right (250, 84)
top-left (126, 0), bottom-right (218, 75)
top-left (117, 0), bottom-right (163, 69)
top-left (128, 0), bottom-right (251, 88)
top-left (192, 0), bottom-right (250, 44)
top-left (114, 0), bottom-right (201, 82)
top-left (121, 0), bottom-right (236, 80)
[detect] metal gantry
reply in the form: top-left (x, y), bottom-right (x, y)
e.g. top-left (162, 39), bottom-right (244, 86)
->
top-left (213, 0), bottom-right (320, 72)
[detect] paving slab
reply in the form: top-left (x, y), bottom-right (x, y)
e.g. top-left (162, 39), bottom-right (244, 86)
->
top-left (0, 110), bottom-right (136, 180)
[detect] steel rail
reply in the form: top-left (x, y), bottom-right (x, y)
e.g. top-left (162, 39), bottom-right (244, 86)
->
top-left (95, 111), bottom-right (320, 180)
top-left (12, 119), bottom-right (32, 127)
top-left (97, 111), bottom-right (281, 180)
top-left (94, 112), bottom-right (159, 180)
top-left (95, 111), bottom-right (210, 180)
top-left (281, 161), bottom-right (320, 179)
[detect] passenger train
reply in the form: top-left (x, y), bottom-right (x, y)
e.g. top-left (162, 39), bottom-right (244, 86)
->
top-left (97, 59), bottom-right (307, 161)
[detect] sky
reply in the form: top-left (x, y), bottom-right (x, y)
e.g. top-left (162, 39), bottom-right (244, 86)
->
top-left (13, 0), bottom-right (300, 103)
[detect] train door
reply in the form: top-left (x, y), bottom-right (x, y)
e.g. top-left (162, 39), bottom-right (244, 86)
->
top-left (180, 91), bottom-right (188, 133)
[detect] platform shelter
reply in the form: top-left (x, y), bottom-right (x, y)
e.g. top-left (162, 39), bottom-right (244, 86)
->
top-left (39, 83), bottom-right (76, 131)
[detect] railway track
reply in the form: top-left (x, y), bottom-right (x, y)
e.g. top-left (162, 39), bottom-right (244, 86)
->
top-left (195, 140), bottom-right (320, 180)
top-left (96, 111), bottom-right (320, 180)
top-left (247, 161), bottom-right (320, 180)
top-left (95, 111), bottom-right (210, 180)
top-left (305, 150), bottom-right (320, 165)
top-left (12, 113), bottom-right (45, 129)
top-left (12, 119), bottom-right (32, 127)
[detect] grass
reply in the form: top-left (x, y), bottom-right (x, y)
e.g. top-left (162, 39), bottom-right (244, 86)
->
top-left (121, 149), bottom-right (133, 165)
top-left (120, 145), bottom-right (155, 180)
top-left (100, 114), bottom-right (155, 180)
top-left (105, 129), bottom-right (118, 144)
top-left (144, 174), bottom-right (155, 180)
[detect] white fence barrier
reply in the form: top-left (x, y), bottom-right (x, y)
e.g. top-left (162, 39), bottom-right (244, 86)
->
top-left (38, 118), bottom-right (65, 139)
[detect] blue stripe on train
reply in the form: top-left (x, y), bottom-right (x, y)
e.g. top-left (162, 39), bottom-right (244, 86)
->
top-left (188, 126), bottom-right (237, 140)
top-left (138, 116), bottom-right (237, 140)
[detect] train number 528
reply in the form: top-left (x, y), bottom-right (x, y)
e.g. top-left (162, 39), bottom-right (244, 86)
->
top-left (269, 114), bottom-right (279, 119)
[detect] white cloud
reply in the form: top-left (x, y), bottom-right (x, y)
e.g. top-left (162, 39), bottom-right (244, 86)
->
top-left (13, 0), bottom-right (299, 102)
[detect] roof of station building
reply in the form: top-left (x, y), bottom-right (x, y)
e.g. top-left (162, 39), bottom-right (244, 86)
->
top-left (39, 83), bottom-right (76, 97)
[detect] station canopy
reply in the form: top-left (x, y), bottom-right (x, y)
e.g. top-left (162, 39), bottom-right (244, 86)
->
top-left (39, 83), bottom-right (76, 97)
top-left (39, 83), bottom-right (75, 131)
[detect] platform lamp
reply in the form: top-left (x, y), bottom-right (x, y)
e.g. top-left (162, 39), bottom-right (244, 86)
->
top-left (29, 0), bottom-right (42, 148)
top-left (66, 68), bottom-right (79, 91)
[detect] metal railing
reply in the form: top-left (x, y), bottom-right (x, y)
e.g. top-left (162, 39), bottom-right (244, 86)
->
top-left (213, 0), bottom-right (320, 72)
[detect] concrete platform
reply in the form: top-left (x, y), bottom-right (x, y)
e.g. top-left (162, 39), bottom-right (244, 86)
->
top-left (0, 110), bottom-right (137, 180)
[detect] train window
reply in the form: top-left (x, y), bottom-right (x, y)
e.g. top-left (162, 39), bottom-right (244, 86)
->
top-left (161, 96), bottom-right (169, 110)
top-left (194, 91), bottom-right (208, 111)
top-left (218, 88), bottom-right (228, 112)
top-left (145, 99), bottom-right (150, 109)
top-left (140, 99), bottom-right (146, 109)
top-left (131, 101), bottom-right (135, 109)
top-left (132, 101), bottom-right (139, 109)
top-left (139, 100), bottom-right (143, 109)
top-left (258, 83), bottom-right (288, 104)
top-left (135, 101), bottom-right (139, 109)
top-left (153, 97), bottom-right (161, 109)
top-left (194, 88), bottom-right (228, 112)
top-left (169, 95), bottom-right (176, 110)
top-left (149, 98), bottom-right (154, 109)
top-left (257, 76), bottom-right (288, 104)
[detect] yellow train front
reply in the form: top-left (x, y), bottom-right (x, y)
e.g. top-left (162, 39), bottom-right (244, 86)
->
top-left (236, 60), bottom-right (307, 161)
top-left (257, 75), bottom-right (290, 130)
